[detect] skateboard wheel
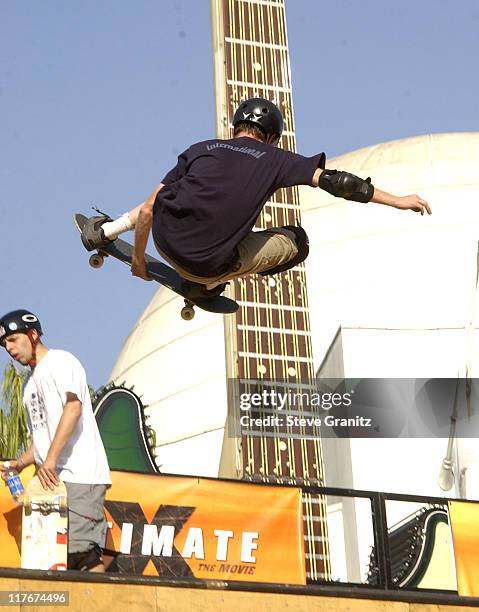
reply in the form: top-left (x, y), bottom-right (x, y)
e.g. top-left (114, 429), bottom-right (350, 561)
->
top-left (23, 497), bottom-right (32, 516)
top-left (59, 498), bottom-right (67, 513)
top-left (181, 305), bottom-right (195, 321)
top-left (89, 253), bottom-right (104, 269)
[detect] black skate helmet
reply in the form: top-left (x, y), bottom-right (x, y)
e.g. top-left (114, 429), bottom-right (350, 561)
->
top-left (0, 310), bottom-right (43, 366)
top-left (233, 98), bottom-right (284, 144)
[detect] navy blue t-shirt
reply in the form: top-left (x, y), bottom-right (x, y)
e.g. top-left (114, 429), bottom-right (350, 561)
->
top-left (152, 137), bottom-right (325, 277)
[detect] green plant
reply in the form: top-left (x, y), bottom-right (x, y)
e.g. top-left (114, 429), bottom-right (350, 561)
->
top-left (0, 362), bottom-right (30, 459)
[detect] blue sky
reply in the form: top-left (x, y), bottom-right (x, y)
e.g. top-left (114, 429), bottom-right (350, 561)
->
top-left (1, 0), bottom-right (478, 389)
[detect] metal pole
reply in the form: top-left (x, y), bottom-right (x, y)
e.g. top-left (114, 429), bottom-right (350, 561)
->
top-left (371, 492), bottom-right (393, 589)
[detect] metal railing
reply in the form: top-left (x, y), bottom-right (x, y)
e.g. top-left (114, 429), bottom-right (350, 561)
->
top-left (300, 484), bottom-right (455, 592)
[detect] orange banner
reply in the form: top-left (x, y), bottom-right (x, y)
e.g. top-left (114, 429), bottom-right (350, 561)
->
top-left (449, 500), bottom-right (479, 596)
top-left (0, 468), bottom-right (305, 585)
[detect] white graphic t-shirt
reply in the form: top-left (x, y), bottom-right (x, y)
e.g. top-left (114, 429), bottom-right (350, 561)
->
top-left (23, 350), bottom-right (111, 485)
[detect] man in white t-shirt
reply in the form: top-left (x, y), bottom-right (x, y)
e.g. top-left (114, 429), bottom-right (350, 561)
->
top-left (0, 309), bottom-right (111, 572)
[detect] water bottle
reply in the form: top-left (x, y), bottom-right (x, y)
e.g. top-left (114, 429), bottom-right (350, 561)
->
top-left (3, 461), bottom-right (24, 502)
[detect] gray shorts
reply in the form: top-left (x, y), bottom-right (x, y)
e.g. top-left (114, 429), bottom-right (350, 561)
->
top-left (65, 482), bottom-right (109, 554)
top-left (155, 227), bottom-right (298, 288)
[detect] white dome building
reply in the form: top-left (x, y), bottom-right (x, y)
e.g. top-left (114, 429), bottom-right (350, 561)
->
top-left (110, 132), bottom-right (479, 500)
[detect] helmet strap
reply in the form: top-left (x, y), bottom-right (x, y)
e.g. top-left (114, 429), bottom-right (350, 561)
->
top-left (26, 330), bottom-right (40, 368)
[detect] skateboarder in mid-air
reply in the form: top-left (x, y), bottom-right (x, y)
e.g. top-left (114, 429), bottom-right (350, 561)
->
top-left (0, 310), bottom-right (111, 572)
top-left (80, 98), bottom-right (431, 292)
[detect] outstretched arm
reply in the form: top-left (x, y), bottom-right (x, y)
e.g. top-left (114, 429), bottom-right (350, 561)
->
top-left (369, 187), bottom-right (431, 215)
top-left (131, 183), bottom-right (164, 280)
top-left (312, 168), bottom-right (431, 215)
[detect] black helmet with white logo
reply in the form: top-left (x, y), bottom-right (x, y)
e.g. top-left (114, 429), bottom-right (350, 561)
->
top-left (233, 98), bottom-right (284, 143)
top-left (0, 309), bottom-right (43, 346)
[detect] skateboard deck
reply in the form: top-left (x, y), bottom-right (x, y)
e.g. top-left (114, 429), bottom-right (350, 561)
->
top-left (21, 476), bottom-right (68, 571)
top-left (74, 213), bottom-right (239, 320)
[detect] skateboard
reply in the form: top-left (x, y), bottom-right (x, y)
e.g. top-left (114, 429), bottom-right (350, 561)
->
top-left (74, 213), bottom-right (239, 320)
top-left (21, 476), bottom-right (68, 571)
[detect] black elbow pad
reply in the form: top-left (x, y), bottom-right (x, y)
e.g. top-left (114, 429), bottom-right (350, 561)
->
top-left (319, 169), bottom-right (374, 203)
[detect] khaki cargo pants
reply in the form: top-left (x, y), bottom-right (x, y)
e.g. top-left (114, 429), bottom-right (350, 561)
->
top-left (155, 227), bottom-right (298, 288)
